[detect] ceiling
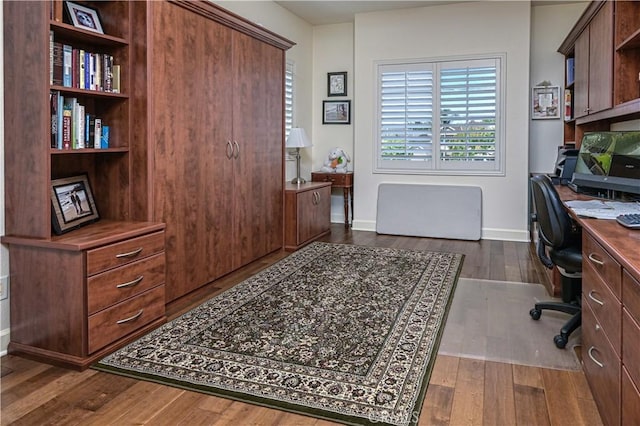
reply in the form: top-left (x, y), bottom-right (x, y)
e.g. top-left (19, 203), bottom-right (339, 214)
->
top-left (274, 1), bottom-right (580, 26)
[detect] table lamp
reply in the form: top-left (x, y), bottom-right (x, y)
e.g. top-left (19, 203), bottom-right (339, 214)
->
top-left (286, 127), bottom-right (312, 184)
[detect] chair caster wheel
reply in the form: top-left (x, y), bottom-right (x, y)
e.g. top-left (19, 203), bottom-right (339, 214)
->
top-left (530, 308), bottom-right (541, 320)
top-left (554, 334), bottom-right (568, 349)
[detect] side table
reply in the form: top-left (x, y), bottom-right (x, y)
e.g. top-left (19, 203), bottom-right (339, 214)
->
top-left (311, 171), bottom-right (353, 227)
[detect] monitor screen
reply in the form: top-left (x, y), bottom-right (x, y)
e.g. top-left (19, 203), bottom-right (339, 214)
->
top-left (571, 131), bottom-right (640, 195)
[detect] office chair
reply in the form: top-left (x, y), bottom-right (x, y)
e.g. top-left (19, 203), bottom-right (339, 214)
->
top-left (529, 174), bottom-right (582, 349)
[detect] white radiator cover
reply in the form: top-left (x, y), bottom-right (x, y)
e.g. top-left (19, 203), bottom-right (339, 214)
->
top-left (376, 183), bottom-right (482, 241)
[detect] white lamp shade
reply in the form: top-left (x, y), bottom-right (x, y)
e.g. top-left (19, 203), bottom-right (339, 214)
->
top-left (286, 128), bottom-right (312, 148)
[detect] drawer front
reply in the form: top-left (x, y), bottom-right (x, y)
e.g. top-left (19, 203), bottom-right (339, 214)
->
top-left (88, 285), bottom-right (165, 354)
top-left (583, 303), bottom-right (621, 426)
top-left (87, 253), bottom-right (166, 315)
top-left (623, 270), bottom-right (640, 325)
top-left (623, 308), bottom-right (640, 387)
top-left (623, 367), bottom-right (640, 426)
top-left (87, 231), bottom-right (165, 276)
top-left (583, 260), bottom-right (621, 354)
top-left (584, 232), bottom-right (622, 299)
top-left (312, 172), bottom-right (351, 186)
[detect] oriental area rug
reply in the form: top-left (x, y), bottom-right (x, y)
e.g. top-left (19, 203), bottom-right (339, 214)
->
top-left (95, 242), bottom-right (464, 426)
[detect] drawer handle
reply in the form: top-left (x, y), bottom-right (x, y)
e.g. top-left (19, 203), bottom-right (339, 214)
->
top-left (588, 346), bottom-right (604, 368)
top-left (588, 253), bottom-right (604, 266)
top-left (588, 290), bottom-right (604, 306)
top-left (116, 309), bottom-right (144, 325)
top-left (116, 275), bottom-right (144, 289)
top-left (116, 248), bottom-right (143, 259)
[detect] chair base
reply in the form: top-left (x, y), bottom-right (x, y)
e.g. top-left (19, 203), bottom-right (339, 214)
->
top-left (530, 301), bottom-right (581, 349)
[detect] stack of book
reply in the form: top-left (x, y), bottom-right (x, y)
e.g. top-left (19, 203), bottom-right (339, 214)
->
top-left (50, 91), bottom-right (110, 150)
top-left (50, 31), bottom-right (120, 93)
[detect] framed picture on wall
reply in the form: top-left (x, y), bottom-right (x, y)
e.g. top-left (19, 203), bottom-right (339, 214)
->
top-left (323, 100), bottom-right (351, 124)
top-left (532, 85), bottom-right (560, 119)
top-left (50, 174), bottom-right (100, 234)
top-left (327, 72), bottom-right (347, 97)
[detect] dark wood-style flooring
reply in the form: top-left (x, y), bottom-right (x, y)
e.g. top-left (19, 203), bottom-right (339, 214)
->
top-left (1, 225), bottom-right (602, 425)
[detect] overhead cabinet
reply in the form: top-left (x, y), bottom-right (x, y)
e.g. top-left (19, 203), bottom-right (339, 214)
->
top-left (132, 1), bottom-right (294, 302)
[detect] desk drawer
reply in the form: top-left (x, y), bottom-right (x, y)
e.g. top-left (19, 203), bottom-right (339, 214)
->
top-left (88, 285), bottom-right (165, 354)
top-left (583, 303), bottom-right (620, 426)
top-left (87, 231), bottom-right (165, 275)
top-left (623, 270), bottom-right (640, 325)
top-left (311, 172), bottom-right (352, 186)
top-left (583, 259), bottom-right (621, 355)
top-left (87, 253), bottom-right (166, 315)
top-left (584, 232), bottom-right (621, 299)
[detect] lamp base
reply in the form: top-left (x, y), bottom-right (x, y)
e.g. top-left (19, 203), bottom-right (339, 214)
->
top-left (291, 177), bottom-right (307, 184)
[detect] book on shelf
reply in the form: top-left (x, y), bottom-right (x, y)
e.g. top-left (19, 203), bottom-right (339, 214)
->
top-left (101, 125), bottom-right (110, 149)
top-left (52, 41), bottom-right (63, 86)
top-left (62, 101), bottom-right (72, 150)
top-left (50, 91), bottom-right (59, 148)
top-left (94, 118), bottom-right (102, 149)
top-left (62, 44), bottom-right (72, 87)
top-left (564, 89), bottom-right (572, 121)
top-left (112, 65), bottom-right (121, 93)
top-left (566, 57), bottom-right (575, 86)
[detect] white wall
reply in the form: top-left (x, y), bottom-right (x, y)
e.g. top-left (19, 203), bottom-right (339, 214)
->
top-left (312, 23), bottom-right (355, 223)
top-left (352, 1), bottom-right (532, 241)
top-left (529, 2), bottom-right (588, 173)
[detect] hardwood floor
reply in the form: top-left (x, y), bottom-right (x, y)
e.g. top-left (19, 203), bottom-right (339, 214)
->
top-left (1, 225), bottom-right (602, 425)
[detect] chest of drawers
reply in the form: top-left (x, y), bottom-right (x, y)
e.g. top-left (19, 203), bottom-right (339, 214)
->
top-left (4, 221), bottom-right (166, 370)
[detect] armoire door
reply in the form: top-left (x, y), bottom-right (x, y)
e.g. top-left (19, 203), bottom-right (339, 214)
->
top-left (151, 2), bottom-right (234, 302)
top-left (231, 32), bottom-right (285, 268)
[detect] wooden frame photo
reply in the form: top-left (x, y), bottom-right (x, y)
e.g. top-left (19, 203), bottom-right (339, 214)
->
top-left (51, 174), bottom-right (99, 235)
top-left (327, 72), bottom-right (347, 97)
top-left (323, 100), bottom-right (351, 124)
top-left (65, 1), bottom-right (104, 34)
top-left (532, 85), bottom-right (560, 119)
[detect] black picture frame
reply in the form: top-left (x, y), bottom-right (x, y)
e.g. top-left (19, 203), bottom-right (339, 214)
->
top-left (323, 100), bottom-right (351, 125)
top-left (51, 174), bottom-right (100, 235)
top-left (64, 1), bottom-right (104, 34)
top-left (327, 72), bottom-right (347, 97)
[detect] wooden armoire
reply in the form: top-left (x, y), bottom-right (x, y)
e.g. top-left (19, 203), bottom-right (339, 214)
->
top-left (131, 1), bottom-right (295, 302)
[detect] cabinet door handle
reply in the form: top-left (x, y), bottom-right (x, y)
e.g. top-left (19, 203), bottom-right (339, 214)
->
top-left (233, 141), bottom-right (240, 159)
top-left (116, 309), bottom-right (144, 325)
top-left (116, 247), bottom-right (143, 259)
top-left (587, 346), bottom-right (604, 368)
top-left (116, 275), bottom-right (144, 289)
top-left (588, 290), bottom-right (604, 306)
top-left (226, 140), bottom-right (233, 159)
top-left (588, 253), bottom-right (604, 266)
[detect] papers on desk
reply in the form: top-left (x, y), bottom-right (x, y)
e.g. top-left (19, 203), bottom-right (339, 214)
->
top-left (565, 200), bottom-right (640, 220)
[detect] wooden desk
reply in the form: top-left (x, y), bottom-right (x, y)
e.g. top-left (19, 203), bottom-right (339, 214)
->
top-left (557, 185), bottom-right (640, 426)
top-left (311, 171), bottom-right (353, 227)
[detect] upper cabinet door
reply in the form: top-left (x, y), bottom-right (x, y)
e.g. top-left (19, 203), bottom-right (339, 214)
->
top-left (587, 0), bottom-right (613, 115)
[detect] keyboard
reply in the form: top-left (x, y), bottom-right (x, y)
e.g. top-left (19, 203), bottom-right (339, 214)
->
top-left (616, 213), bottom-right (640, 229)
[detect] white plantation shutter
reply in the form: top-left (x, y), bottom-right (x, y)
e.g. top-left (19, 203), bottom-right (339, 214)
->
top-left (284, 61), bottom-right (294, 140)
top-left (376, 55), bottom-right (504, 175)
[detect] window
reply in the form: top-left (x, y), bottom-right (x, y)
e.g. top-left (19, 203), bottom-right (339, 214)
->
top-left (376, 55), bottom-right (504, 175)
top-left (285, 61), bottom-right (294, 140)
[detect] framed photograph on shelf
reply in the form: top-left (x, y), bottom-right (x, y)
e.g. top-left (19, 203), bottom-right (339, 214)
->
top-left (50, 174), bottom-right (100, 235)
top-left (327, 72), bottom-right (347, 97)
top-left (323, 100), bottom-right (351, 125)
top-left (532, 85), bottom-right (560, 119)
top-left (65, 1), bottom-right (104, 34)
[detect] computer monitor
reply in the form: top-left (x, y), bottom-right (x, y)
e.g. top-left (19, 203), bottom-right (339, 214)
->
top-left (570, 131), bottom-right (640, 196)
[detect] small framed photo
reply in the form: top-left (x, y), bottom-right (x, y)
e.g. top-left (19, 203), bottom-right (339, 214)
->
top-left (65, 1), bottom-right (104, 34)
top-left (51, 174), bottom-right (99, 235)
top-left (532, 85), bottom-right (560, 119)
top-left (323, 100), bottom-right (351, 125)
top-left (327, 72), bottom-right (347, 97)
